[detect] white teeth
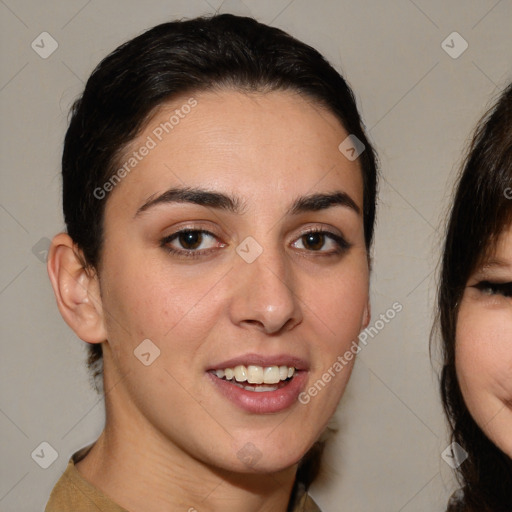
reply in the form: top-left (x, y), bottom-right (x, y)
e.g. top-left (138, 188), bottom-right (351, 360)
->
top-left (213, 364), bottom-right (297, 385)
top-left (263, 366), bottom-right (280, 384)
top-left (234, 365), bottom-right (247, 382)
top-left (246, 384), bottom-right (278, 392)
top-left (247, 365), bottom-right (264, 384)
top-left (231, 381), bottom-right (279, 392)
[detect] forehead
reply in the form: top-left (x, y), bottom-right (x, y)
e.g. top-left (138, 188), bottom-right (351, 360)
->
top-left (106, 89), bottom-right (364, 213)
top-left (482, 224), bottom-right (512, 260)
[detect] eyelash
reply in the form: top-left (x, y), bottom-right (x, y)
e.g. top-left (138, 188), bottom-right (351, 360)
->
top-left (474, 280), bottom-right (512, 297)
top-left (160, 227), bottom-right (351, 259)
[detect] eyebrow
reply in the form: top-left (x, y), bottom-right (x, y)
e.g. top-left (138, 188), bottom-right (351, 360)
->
top-left (134, 186), bottom-right (360, 218)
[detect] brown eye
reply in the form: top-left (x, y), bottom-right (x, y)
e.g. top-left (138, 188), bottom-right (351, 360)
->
top-left (291, 229), bottom-right (350, 254)
top-left (178, 231), bottom-right (203, 250)
top-left (302, 232), bottom-right (325, 251)
top-left (161, 229), bottom-right (223, 259)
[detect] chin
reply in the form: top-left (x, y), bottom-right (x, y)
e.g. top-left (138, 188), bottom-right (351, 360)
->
top-left (230, 454), bottom-right (302, 475)
top-left (235, 437), bottom-right (314, 474)
top-left (202, 438), bottom-right (312, 476)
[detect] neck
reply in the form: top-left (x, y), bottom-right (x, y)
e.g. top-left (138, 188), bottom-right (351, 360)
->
top-left (76, 383), bottom-right (298, 512)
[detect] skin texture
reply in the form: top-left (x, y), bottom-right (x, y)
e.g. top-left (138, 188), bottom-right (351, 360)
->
top-left (457, 225), bottom-right (512, 459)
top-left (48, 89), bottom-right (370, 512)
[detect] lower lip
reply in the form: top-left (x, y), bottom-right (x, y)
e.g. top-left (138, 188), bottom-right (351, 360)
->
top-left (207, 371), bottom-right (308, 414)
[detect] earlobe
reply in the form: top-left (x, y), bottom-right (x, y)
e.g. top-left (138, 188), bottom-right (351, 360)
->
top-left (47, 233), bottom-right (107, 344)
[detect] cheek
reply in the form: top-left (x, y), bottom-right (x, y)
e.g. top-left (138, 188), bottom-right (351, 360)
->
top-left (104, 238), bottom-right (219, 316)
top-left (303, 258), bottom-right (369, 384)
top-left (456, 306), bottom-right (512, 408)
top-left (99, 251), bottom-right (227, 365)
top-left (317, 260), bottom-right (369, 332)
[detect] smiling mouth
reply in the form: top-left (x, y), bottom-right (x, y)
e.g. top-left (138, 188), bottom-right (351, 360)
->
top-left (209, 364), bottom-right (296, 392)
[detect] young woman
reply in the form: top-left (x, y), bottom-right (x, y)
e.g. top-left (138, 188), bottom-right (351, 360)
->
top-left (45, 14), bottom-right (378, 512)
top-left (438, 83), bottom-right (512, 511)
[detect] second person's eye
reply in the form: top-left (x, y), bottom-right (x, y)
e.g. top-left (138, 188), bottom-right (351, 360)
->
top-left (473, 280), bottom-right (512, 297)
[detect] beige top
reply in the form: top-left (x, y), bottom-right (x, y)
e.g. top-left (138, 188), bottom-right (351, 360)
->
top-left (45, 446), bottom-right (321, 512)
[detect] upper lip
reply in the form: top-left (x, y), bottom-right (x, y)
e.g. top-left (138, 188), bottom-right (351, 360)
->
top-left (207, 353), bottom-right (309, 371)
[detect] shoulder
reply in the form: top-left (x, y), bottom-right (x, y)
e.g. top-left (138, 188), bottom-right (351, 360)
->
top-left (44, 447), bottom-right (127, 512)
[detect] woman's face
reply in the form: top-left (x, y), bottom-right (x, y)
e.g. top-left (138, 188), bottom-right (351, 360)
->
top-left (97, 89), bottom-right (370, 473)
top-left (456, 225), bottom-right (512, 458)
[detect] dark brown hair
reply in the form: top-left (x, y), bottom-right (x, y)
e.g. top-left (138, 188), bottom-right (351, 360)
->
top-left (437, 83), bottom-right (512, 511)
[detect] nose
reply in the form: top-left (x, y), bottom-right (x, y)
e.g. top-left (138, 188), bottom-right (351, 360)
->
top-left (228, 242), bottom-right (303, 335)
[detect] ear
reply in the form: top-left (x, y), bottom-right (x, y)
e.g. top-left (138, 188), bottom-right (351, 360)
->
top-left (362, 299), bottom-right (371, 330)
top-left (47, 233), bottom-right (107, 343)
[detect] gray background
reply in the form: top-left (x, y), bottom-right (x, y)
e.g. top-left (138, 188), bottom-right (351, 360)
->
top-left (1, 1), bottom-right (511, 511)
